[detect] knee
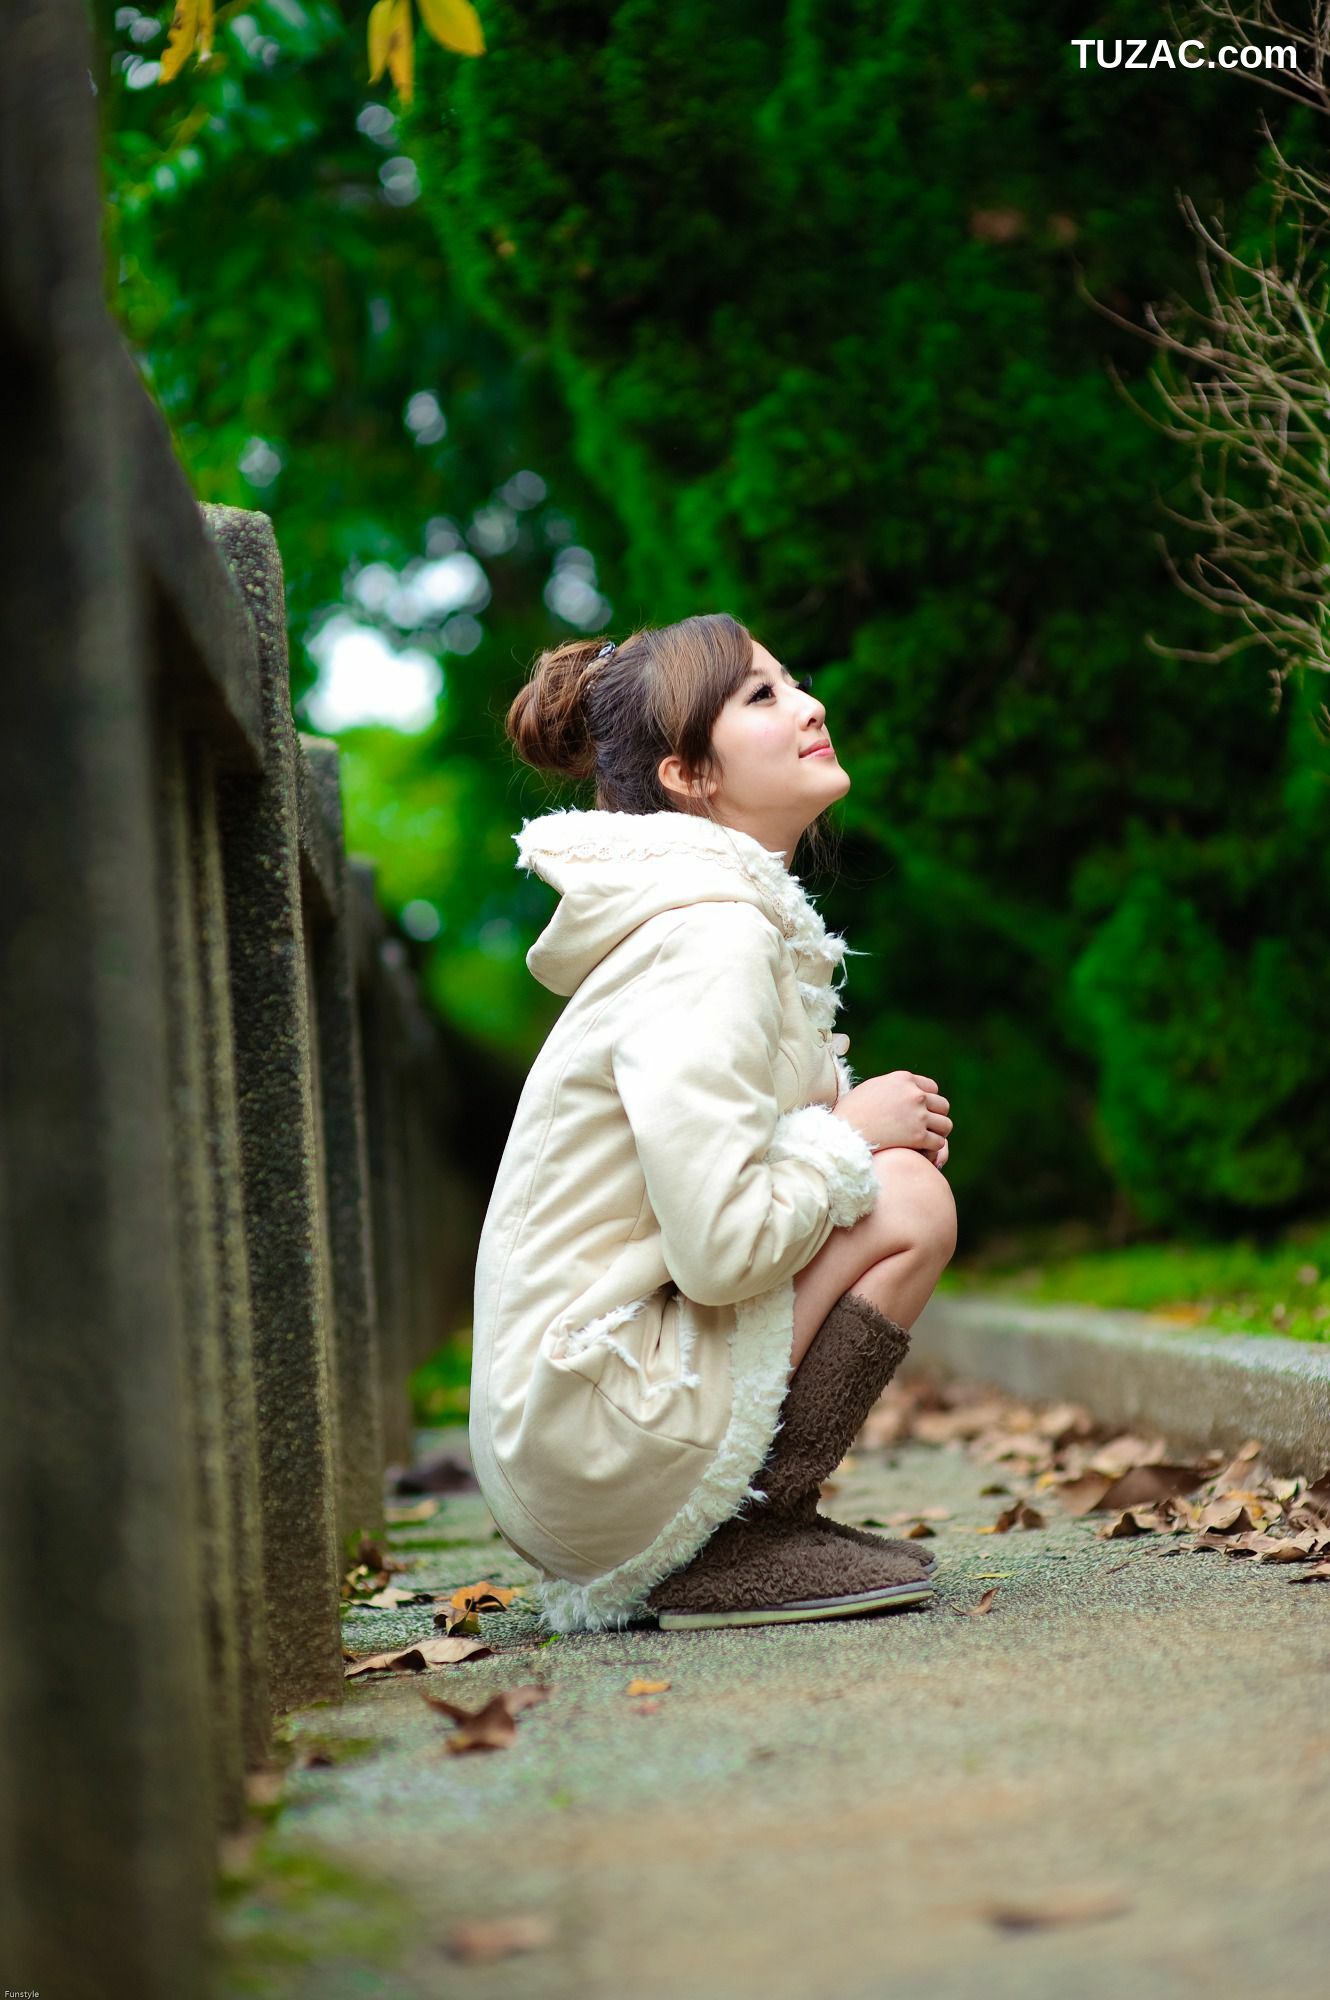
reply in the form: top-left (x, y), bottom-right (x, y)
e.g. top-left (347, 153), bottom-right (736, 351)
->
top-left (870, 1147), bottom-right (958, 1265)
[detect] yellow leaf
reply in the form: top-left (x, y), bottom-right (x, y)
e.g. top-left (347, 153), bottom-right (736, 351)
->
top-left (159, 0), bottom-right (200, 83)
top-left (626, 1678), bottom-right (671, 1697)
top-left (368, 0), bottom-right (398, 83)
top-left (418, 0), bottom-right (486, 57)
top-left (386, 0), bottom-right (415, 105)
top-left (198, 0), bottom-right (214, 59)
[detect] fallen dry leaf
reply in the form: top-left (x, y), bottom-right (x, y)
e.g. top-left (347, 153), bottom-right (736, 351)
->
top-left (361, 1586), bottom-right (434, 1610)
top-left (980, 1502), bottom-right (1045, 1533)
top-left (422, 1683), bottom-right (551, 1754)
top-left (981, 1888), bottom-right (1130, 1930)
top-left (858, 1371), bottom-right (1330, 1584)
top-left (243, 1769), bottom-right (283, 1809)
top-left (1288, 1560), bottom-right (1330, 1583)
top-left (633, 1700), bottom-right (663, 1716)
top-left (392, 1451), bottom-right (479, 1496)
top-left (449, 1581), bottom-right (521, 1613)
top-left (1098, 1507), bottom-right (1164, 1539)
top-left (1198, 1497), bottom-right (1258, 1534)
top-left (345, 1637), bottom-right (493, 1679)
top-left (626, 1678), bottom-right (671, 1696)
top-left (1088, 1433), bottom-right (1168, 1477)
top-left (445, 1913), bottom-right (554, 1962)
top-left (961, 1588), bottom-right (999, 1616)
top-left (1096, 1463), bottom-right (1208, 1512)
top-left (385, 1498), bottom-right (440, 1524)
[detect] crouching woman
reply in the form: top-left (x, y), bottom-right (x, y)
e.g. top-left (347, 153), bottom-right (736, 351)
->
top-left (469, 613), bottom-right (957, 1633)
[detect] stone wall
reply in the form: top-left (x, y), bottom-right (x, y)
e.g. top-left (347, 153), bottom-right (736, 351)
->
top-left (0, 8), bottom-right (466, 1994)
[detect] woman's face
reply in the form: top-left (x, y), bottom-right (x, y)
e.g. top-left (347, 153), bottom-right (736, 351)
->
top-left (658, 642), bottom-right (850, 858)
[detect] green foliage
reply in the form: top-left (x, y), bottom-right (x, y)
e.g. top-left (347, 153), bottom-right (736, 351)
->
top-left (100, 2), bottom-right (1330, 1242)
top-left (408, 1334), bottom-right (471, 1422)
top-left (402, 0), bottom-right (1329, 1233)
top-left (97, 0), bottom-right (617, 1070)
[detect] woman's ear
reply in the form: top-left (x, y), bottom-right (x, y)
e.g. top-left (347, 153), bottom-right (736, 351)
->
top-left (656, 754), bottom-right (715, 809)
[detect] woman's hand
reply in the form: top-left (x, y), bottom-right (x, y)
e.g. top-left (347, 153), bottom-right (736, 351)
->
top-left (833, 1070), bottom-right (952, 1164)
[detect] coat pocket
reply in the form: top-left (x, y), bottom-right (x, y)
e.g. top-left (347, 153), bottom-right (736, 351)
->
top-left (546, 1285), bottom-right (690, 1398)
top-left (542, 1284), bottom-right (728, 1448)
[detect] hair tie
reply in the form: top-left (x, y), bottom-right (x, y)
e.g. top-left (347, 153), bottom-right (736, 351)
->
top-left (594, 640), bottom-right (616, 660)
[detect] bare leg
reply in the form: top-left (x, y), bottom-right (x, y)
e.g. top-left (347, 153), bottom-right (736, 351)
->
top-left (789, 1146), bottom-right (957, 1370)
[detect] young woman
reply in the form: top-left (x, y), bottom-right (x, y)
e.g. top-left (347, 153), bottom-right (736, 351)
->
top-left (470, 613), bottom-right (957, 1633)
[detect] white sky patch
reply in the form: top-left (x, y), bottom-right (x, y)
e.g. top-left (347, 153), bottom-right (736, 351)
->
top-left (300, 614), bottom-right (443, 733)
top-left (348, 550), bottom-right (489, 629)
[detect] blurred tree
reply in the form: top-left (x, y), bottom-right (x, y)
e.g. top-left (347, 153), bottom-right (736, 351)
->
top-left (398, 0), bottom-right (1330, 1234)
top-left (97, 0), bottom-right (624, 1060)
top-left (99, 0), bottom-right (1330, 1238)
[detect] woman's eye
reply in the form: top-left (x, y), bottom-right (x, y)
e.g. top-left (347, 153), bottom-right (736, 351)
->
top-left (748, 674), bottom-right (814, 704)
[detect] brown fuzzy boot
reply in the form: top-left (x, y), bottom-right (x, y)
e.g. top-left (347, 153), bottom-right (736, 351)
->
top-left (646, 1290), bottom-right (934, 1628)
top-left (766, 1290), bottom-right (936, 1576)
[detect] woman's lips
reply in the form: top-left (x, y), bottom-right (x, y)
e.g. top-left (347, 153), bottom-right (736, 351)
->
top-left (800, 743), bottom-right (835, 758)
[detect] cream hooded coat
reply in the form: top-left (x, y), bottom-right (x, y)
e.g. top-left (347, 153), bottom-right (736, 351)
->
top-left (469, 806), bottom-right (883, 1633)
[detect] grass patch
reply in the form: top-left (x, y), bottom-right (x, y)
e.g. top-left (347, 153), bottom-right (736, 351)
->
top-left (940, 1214), bottom-right (1330, 1341)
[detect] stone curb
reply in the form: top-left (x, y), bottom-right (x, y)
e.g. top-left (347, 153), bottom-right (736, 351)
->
top-left (902, 1293), bottom-right (1330, 1477)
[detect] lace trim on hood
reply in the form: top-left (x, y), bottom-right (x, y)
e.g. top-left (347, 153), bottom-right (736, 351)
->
top-left (513, 806), bottom-right (866, 1035)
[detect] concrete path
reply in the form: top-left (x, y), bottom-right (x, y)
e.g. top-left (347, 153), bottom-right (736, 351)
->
top-left (217, 1423), bottom-right (1330, 1999)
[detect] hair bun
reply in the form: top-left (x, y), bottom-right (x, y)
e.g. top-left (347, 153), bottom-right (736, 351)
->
top-left (505, 635), bottom-right (615, 780)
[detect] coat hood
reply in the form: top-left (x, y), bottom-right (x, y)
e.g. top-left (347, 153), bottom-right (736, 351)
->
top-left (512, 806), bottom-right (864, 1034)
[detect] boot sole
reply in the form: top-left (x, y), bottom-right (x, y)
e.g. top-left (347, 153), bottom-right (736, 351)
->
top-left (655, 1577), bottom-right (936, 1630)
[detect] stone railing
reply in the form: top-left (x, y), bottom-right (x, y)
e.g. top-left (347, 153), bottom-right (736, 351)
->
top-left (0, 7), bottom-right (470, 1994)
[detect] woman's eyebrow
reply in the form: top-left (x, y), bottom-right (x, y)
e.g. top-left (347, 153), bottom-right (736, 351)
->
top-left (745, 664), bottom-right (797, 682)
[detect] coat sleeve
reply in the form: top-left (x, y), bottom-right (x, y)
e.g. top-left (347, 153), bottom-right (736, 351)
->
top-left (609, 902), bottom-right (881, 1309)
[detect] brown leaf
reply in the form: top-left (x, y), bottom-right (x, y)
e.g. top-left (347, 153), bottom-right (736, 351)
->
top-left (963, 1587), bottom-right (999, 1616)
top-left (1054, 1472), bottom-right (1116, 1516)
top-left (1096, 1463), bottom-right (1208, 1512)
top-left (1088, 1433), bottom-right (1167, 1477)
top-left (988, 1501), bottom-right (1046, 1532)
top-left (1098, 1508), bottom-right (1158, 1539)
top-left (626, 1678), bottom-right (671, 1696)
top-left (345, 1637), bottom-right (493, 1678)
top-left (1289, 1559), bottom-right (1330, 1583)
top-left (633, 1700), bottom-right (662, 1716)
top-left (434, 1606), bottom-right (483, 1636)
top-left (1198, 1497), bottom-right (1256, 1534)
top-left (904, 1521), bottom-right (936, 1539)
top-left (982, 1887), bottom-right (1130, 1930)
top-left (1209, 1439), bottom-right (1265, 1491)
top-left (361, 1586), bottom-right (434, 1609)
top-left (1251, 1533), bottom-right (1318, 1562)
top-left (423, 1682), bottom-right (551, 1754)
top-left (385, 1499), bottom-right (440, 1523)
top-left (243, 1768), bottom-right (283, 1808)
top-left (446, 1913), bottom-right (555, 1962)
top-left (448, 1580), bottom-right (521, 1614)
top-left (392, 1451), bottom-right (480, 1496)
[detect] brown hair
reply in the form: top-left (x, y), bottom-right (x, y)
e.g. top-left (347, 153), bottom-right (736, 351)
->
top-left (505, 612), bottom-right (835, 868)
